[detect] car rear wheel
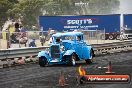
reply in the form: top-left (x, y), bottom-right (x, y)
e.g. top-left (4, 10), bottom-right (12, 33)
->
top-left (85, 50), bottom-right (94, 64)
top-left (39, 56), bottom-right (47, 67)
top-left (68, 53), bottom-right (76, 66)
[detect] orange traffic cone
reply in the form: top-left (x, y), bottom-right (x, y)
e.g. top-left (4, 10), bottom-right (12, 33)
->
top-left (105, 61), bottom-right (115, 74)
top-left (59, 71), bottom-right (65, 86)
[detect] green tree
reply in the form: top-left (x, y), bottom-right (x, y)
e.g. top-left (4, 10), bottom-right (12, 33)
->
top-left (42, 0), bottom-right (120, 15)
top-left (0, 0), bottom-right (18, 27)
top-left (0, 0), bottom-right (120, 30)
top-left (8, 0), bottom-right (46, 30)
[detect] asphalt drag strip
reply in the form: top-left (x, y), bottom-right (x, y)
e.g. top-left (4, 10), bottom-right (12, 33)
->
top-left (0, 51), bottom-right (132, 88)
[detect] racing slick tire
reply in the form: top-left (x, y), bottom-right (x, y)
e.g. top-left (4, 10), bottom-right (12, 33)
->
top-left (39, 56), bottom-right (47, 67)
top-left (85, 49), bottom-right (94, 64)
top-left (68, 53), bottom-right (76, 66)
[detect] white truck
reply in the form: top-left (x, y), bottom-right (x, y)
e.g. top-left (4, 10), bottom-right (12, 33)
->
top-left (120, 27), bottom-right (132, 40)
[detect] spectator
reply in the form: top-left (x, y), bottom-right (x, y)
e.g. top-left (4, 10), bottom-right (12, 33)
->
top-left (19, 26), bottom-right (26, 32)
top-left (48, 37), bottom-right (53, 45)
top-left (29, 39), bottom-right (36, 47)
top-left (14, 21), bottom-right (20, 32)
top-left (40, 36), bottom-right (45, 46)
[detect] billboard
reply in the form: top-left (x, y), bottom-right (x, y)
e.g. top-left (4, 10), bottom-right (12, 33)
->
top-left (39, 14), bottom-right (120, 33)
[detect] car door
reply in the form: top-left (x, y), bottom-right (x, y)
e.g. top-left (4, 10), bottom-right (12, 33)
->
top-left (81, 42), bottom-right (89, 59)
top-left (75, 38), bottom-right (83, 59)
top-left (78, 41), bottom-right (83, 59)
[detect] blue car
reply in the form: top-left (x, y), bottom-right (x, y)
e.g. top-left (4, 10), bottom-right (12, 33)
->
top-left (38, 32), bottom-right (95, 67)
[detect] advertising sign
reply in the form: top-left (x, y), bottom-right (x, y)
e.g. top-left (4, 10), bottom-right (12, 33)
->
top-left (39, 14), bottom-right (120, 33)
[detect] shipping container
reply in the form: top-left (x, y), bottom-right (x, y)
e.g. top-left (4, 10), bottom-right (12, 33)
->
top-left (39, 14), bottom-right (120, 40)
top-left (121, 14), bottom-right (132, 39)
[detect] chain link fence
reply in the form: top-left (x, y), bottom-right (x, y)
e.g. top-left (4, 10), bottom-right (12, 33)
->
top-left (82, 29), bottom-right (105, 44)
top-left (0, 30), bottom-right (121, 49)
top-left (0, 31), bottom-right (49, 49)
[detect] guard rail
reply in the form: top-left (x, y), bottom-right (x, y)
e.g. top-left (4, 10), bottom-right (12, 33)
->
top-left (0, 41), bottom-right (132, 60)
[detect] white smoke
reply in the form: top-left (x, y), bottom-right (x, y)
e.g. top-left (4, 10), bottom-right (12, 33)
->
top-left (118, 0), bottom-right (132, 14)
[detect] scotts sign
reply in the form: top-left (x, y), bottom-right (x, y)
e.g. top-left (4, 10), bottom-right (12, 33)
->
top-left (39, 15), bottom-right (120, 32)
top-left (67, 19), bottom-right (92, 25)
top-left (64, 18), bottom-right (98, 30)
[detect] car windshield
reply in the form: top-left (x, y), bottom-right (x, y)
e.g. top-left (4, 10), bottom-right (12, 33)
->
top-left (54, 36), bottom-right (75, 42)
top-left (53, 34), bottom-right (83, 43)
top-left (124, 29), bottom-right (132, 33)
top-left (62, 36), bottom-right (74, 41)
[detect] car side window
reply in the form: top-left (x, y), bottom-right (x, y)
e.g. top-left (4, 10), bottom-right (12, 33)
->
top-left (76, 36), bottom-right (81, 41)
top-left (56, 38), bottom-right (61, 43)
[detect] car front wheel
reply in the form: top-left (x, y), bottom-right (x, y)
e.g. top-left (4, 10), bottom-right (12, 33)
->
top-left (68, 53), bottom-right (76, 66)
top-left (39, 56), bottom-right (47, 67)
top-left (85, 50), bottom-right (94, 64)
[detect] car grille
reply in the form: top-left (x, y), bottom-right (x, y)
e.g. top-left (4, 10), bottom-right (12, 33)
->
top-left (128, 35), bottom-right (132, 37)
top-left (51, 45), bottom-right (60, 58)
